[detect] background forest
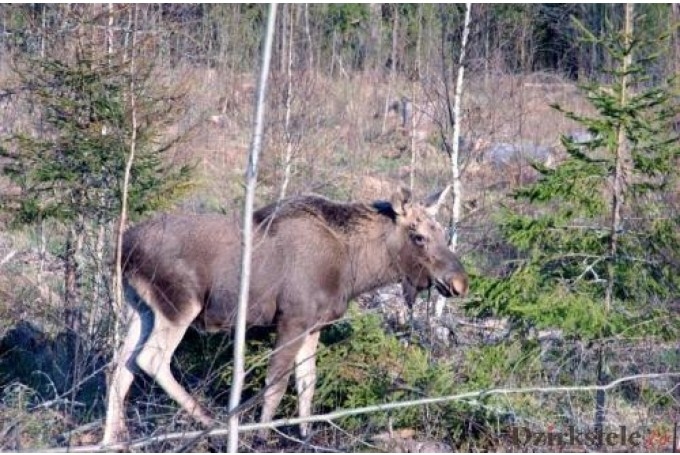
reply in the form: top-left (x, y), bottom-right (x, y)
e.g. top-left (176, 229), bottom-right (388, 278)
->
top-left (0, 3), bottom-right (679, 452)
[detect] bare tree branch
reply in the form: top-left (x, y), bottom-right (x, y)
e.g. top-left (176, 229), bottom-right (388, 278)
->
top-left (33, 371), bottom-right (680, 453)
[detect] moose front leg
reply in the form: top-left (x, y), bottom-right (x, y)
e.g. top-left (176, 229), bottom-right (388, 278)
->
top-left (294, 331), bottom-right (320, 438)
top-left (258, 323), bottom-right (308, 441)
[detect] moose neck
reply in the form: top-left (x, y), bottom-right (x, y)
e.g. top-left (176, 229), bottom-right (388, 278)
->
top-left (345, 217), bottom-right (404, 298)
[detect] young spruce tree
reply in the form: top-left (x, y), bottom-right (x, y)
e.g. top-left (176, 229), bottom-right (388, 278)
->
top-left (472, 4), bottom-right (680, 433)
top-left (0, 9), bottom-right (193, 331)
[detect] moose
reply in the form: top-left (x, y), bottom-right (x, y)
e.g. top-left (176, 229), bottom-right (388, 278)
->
top-left (102, 187), bottom-right (469, 445)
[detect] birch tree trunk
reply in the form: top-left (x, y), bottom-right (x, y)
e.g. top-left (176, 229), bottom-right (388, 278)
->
top-left (40, 5), bottom-right (46, 59)
top-left (278, 5), bottom-right (295, 202)
top-left (107, 3), bottom-right (113, 63)
top-left (382, 5), bottom-right (399, 135)
top-left (113, 4), bottom-right (138, 353)
top-left (227, 4), bottom-right (277, 452)
top-left (435, 3), bottom-right (471, 317)
top-left (409, 85), bottom-right (416, 193)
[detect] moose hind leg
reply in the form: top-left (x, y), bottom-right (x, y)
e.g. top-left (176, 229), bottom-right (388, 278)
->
top-left (102, 308), bottom-right (144, 445)
top-left (295, 331), bottom-right (320, 438)
top-left (133, 285), bottom-right (214, 427)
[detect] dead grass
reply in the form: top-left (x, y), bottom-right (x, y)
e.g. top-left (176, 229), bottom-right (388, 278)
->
top-left (165, 66), bottom-right (595, 221)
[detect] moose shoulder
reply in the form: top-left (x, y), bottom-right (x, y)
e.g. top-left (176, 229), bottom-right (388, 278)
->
top-left (102, 188), bottom-right (468, 445)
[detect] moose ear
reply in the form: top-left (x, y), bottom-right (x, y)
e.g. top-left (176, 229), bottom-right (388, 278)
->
top-left (390, 187), bottom-right (412, 216)
top-left (424, 185), bottom-right (451, 217)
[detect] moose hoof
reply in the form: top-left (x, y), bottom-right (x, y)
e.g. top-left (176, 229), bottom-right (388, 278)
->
top-left (299, 424), bottom-right (313, 441)
top-left (253, 431), bottom-right (273, 449)
top-left (101, 429), bottom-right (130, 449)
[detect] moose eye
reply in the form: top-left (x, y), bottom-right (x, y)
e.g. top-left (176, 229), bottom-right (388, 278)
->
top-left (410, 233), bottom-right (426, 246)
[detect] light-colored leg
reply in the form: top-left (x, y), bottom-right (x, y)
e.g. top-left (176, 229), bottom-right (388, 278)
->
top-left (295, 331), bottom-right (320, 438)
top-left (259, 371), bottom-right (290, 428)
top-left (102, 309), bottom-right (143, 445)
top-left (258, 327), bottom-right (308, 440)
top-left (135, 300), bottom-right (214, 427)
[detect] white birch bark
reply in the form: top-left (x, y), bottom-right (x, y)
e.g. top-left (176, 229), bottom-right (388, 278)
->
top-left (227, 4), bottom-right (277, 452)
top-left (435, 3), bottom-right (472, 317)
top-left (113, 4), bottom-right (138, 353)
top-left (278, 5), bottom-right (295, 202)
